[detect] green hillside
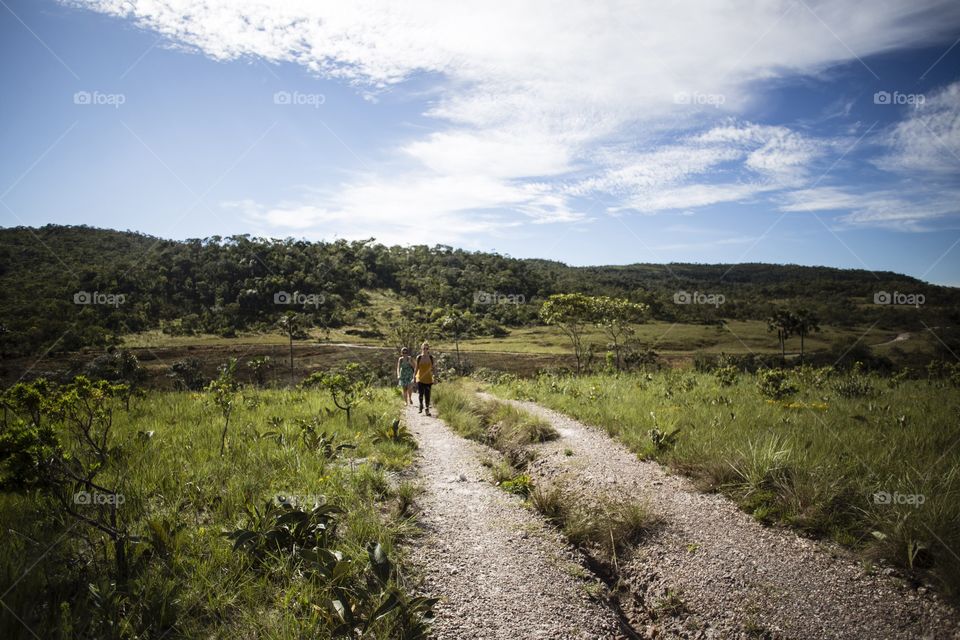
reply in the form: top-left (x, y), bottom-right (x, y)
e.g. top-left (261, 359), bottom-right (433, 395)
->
top-left (1, 224), bottom-right (957, 360)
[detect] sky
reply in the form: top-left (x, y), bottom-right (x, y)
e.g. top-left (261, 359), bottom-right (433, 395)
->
top-left (1, 0), bottom-right (959, 284)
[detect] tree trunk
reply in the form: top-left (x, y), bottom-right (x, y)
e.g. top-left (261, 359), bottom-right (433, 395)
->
top-left (288, 334), bottom-right (294, 370)
top-left (220, 416), bottom-right (230, 456)
top-left (800, 332), bottom-right (805, 364)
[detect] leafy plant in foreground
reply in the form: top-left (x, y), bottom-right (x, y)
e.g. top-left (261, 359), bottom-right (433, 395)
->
top-left (302, 363), bottom-right (372, 426)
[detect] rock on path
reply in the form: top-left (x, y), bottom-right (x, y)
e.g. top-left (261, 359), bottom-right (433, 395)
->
top-left (489, 393), bottom-right (960, 640)
top-left (404, 404), bottom-right (624, 639)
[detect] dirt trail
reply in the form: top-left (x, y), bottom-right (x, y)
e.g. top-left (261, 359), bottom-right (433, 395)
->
top-left (404, 404), bottom-right (625, 639)
top-left (486, 393), bottom-right (960, 640)
top-left (873, 332), bottom-right (912, 347)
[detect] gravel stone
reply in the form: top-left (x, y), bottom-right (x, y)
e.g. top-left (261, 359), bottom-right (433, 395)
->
top-left (405, 404), bottom-right (624, 639)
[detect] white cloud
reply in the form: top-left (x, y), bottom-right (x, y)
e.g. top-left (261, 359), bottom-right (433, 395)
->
top-left (780, 186), bottom-right (960, 231)
top-left (875, 81), bottom-right (960, 175)
top-left (403, 129), bottom-right (576, 179)
top-left (225, 171), bottom-right (587, 245)
top-left (69, 0), bottom-right (960, 234)
top-left (779, 186), bottom-right (865, 212)
top-left (578, 122), bottom-right (825, 213)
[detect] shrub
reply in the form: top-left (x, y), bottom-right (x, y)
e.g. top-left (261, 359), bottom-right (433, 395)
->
top-left (756, 369), bottom-right (797, 399)
top-left (832, 374), bottom-right (876, 398)
top-left (714, 365), bottom-right (738, 387)
top-left (168, 357), bottom-right (206, 391)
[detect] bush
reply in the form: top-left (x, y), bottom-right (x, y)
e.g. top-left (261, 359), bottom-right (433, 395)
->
top-left (168, 357), bottom-right (206, 391)
top-left (715, 365), bottom-right (738, 386)
top-left (756, 369), bottom-right (797, 399)
top-left (832, 374), bottom-right (876, 398)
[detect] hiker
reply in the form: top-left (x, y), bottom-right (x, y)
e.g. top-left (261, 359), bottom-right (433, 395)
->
top-left (415, 341), bottom-right (435, 416)
top-left (397, 347), bottom-right (415, 405)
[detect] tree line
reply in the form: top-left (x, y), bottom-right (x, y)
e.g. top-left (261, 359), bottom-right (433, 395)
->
top-left (1, 224), bottom-right (957, 357)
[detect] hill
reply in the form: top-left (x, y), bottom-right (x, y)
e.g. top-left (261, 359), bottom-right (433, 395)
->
top-left (1, 224), bottom-right (957, 358)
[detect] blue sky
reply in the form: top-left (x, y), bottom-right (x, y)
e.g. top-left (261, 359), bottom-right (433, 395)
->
top-left (1, 1), bottom-right (959, 284)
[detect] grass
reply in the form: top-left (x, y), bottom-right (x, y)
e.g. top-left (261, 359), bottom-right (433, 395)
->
top-left (0, 386), bottom-right (429, 639)
top-left (434, 380), bottom-right (558, 456)
top-left (530, 484), bottom-right (658, 565)
top-left (490, 367), bottom-right (960, 600)
top-left (122, 304), bottom-right (929, 361)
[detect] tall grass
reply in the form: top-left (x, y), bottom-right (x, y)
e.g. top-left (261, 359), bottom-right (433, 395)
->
top-left (0, 387), bottom-right (426, 638)
top-left (493, 369), bottom-right (960, 599)
top-left (434, 380), bottom-right (558, 456)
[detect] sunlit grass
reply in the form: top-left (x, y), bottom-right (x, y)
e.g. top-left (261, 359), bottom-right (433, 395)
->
top-left (0, 387), bottom-right (422, 638)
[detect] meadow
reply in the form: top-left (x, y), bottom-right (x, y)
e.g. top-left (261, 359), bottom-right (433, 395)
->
top-left (0, 382), bottom-right (430, 639)
top-left (485, 366), bottom-right (960, 598)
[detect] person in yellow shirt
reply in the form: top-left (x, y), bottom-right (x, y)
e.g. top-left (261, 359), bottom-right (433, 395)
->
top-left (415, 341), bottom-right (435, 416)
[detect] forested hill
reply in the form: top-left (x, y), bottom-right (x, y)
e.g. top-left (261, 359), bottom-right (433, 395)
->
top-left (1, 224), bottom-right (956, 356)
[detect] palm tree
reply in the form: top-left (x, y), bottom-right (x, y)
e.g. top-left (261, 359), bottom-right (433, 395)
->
top-left (792, 309), bottom-right (820, 364)
top-left (767, 309), bottom-right (795, 363)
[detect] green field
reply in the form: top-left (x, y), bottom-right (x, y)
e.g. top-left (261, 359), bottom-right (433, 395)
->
top-left (122, 319), bottom-right (928, 359)
top-left (0, 383), bottom-right (431, 639)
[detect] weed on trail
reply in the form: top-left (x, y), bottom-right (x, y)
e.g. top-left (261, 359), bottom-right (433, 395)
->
top-left (494, 367), bottom-right (960, 601)
top-left (0, 382), bottom-right (432, 638)
top-left (434, 381), bottom-right (656, 605)
top-left (530, 484), bottom-right (658, 566)
top-left (435, 379), bottom-right (557, 456)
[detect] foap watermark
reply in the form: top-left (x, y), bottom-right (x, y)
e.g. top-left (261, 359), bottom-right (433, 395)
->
top-left (873, 91), bottom-right (925, 108)
top-left (872, 490), bottom-right (925, 507)
top-left (673, 91), bottom-right (725, 108)
top-left (874, 291), bottom-right (925, 307)
top-left (274, 290), bottom-right (325, 307)
top-left (474, 290), bottom-right (526, 305)
top-left (673, 290), bottom-right (725, 307)
top-left (273, 90), bottom-right (326, 108)
top-left (74, 290), bottom-right (126, 307)
top-left (74, 490), bottom-right (125, 506)
top-left (73, 90), bottom-right (126, 109)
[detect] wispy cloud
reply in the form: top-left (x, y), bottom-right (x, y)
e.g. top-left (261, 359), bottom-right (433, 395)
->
top-left (780, 186), bottom-right (960, 231)
top-left (874, 80), bottom-right (960, 175)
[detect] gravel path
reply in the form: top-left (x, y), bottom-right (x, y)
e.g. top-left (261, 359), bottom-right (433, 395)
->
top-left (488, 393), bottom-right (960, 640)
top-left (404, 403), bottom-right (625, 639)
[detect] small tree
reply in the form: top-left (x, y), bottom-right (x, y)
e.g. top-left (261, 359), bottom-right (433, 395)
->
top-left (246, 356), bottom-right (273, 387)
top-left (767, 310), bottom-right (795, 363)
top-left (277, 312), bottom-right (309, 370)
top-left (592, 296), bottom-right (648, 371)
top-left (439, 309), bottom-right (476, 370)
top-left (302, 363), bottom-right (371, 426)
top-left (384, 314), bottom-right (420, 354)
top-left (792, 309), bottom-right (820, 364)
top-left (540, 293), bottom-right (595, 374)
top-left (1, 377), bottom-right (135, 586)
top-left (208, 359), bottom-right (240, 456)
top-left (169, 357), bottom-right (206, 391)
top-left (85, 348), bottom-right (147, 410)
